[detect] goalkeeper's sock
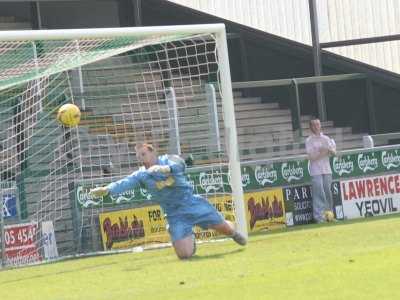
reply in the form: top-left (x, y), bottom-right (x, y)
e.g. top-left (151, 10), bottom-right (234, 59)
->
top-left (192, 236), bottom-right (197, 256)
top-left (231, 231), bottom-right (247, 246)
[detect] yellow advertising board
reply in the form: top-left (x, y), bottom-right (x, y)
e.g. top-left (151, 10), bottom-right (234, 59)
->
top-left (245, 188), bottom-right (286, 232)
top-left (99, 205), bottom-right (169, 250)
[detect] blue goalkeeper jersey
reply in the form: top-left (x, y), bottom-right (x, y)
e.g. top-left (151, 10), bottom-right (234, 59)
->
top-left (106, 154), bottom-right (195, 217)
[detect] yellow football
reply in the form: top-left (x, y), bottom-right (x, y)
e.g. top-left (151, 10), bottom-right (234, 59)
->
top-left (57, 103), bottom-right (81, 127)
top-left (324, 210), bottom-right (335, 222)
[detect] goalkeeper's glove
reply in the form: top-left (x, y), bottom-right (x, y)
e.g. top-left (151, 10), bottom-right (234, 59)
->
top-left (147, 165), bottom-right (171, 174)
top-left (89, 186), bottom-right (109, 198)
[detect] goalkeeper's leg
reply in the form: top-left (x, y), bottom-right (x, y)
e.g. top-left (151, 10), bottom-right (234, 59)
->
top-left (171, 221), bottom-right (246, 260)
top-left (189, 195), bottom-right (247, 246)
top-left (168, 220), bottom-right (197, 259)
top-left (210, 221), bottom-right (247, 246)
top-left (172, 235), bottom-right (196, 260)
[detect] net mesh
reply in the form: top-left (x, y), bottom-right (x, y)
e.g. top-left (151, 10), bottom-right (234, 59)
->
top-left (0, 31), bottom-right (236, 267)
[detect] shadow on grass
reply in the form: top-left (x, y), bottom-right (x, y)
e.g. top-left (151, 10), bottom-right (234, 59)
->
top-left (189, 248), bottom-right (246, 261)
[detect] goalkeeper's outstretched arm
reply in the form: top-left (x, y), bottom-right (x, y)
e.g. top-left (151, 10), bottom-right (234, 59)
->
top-left (89, 170), bottom-right (142, 197)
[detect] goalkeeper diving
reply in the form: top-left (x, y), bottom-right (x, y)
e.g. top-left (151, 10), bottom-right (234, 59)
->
top-left (90, 143), bottom-right (247, 259)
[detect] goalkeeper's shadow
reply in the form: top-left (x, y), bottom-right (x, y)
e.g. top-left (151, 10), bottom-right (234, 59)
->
top-left (189, 248), bottom-right (245, 261)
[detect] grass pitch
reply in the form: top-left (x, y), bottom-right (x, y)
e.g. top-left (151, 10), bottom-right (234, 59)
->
top-left (1, 215), bottom-right (400, 300)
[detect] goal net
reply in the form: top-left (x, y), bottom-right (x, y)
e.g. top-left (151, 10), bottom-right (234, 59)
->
top-left (0, 25), bottom-right (246, 268)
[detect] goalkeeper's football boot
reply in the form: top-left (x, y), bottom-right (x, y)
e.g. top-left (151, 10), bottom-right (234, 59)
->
top-left (232, 231), bottom-right (247, 246)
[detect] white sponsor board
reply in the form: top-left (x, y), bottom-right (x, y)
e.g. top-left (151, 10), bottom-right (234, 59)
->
top-left (41, 221), bottom-right (59, 260)
top-left (340, 174), bottom-right (400, 219)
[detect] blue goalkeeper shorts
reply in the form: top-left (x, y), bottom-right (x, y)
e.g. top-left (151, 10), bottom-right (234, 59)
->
top-left (166, 195), bottom-right (224, 242)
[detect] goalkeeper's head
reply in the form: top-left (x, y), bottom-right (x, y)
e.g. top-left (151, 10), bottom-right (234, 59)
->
top-left (135, 143), bottom-right (158, 168)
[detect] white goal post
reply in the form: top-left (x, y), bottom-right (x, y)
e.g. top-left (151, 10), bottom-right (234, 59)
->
top-left (0, 24), bottom-right (247, 267)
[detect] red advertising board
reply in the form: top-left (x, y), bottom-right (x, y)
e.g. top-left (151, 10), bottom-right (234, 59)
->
top-left (4, 222), bottom-right (41, 266)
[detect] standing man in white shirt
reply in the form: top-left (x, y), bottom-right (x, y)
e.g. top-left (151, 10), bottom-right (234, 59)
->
top-left (305, 119), bottom-right (336, 223)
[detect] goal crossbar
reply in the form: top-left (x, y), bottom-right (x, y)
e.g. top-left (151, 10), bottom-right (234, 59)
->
top-left (0, 24), bottom-right (226, 41)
